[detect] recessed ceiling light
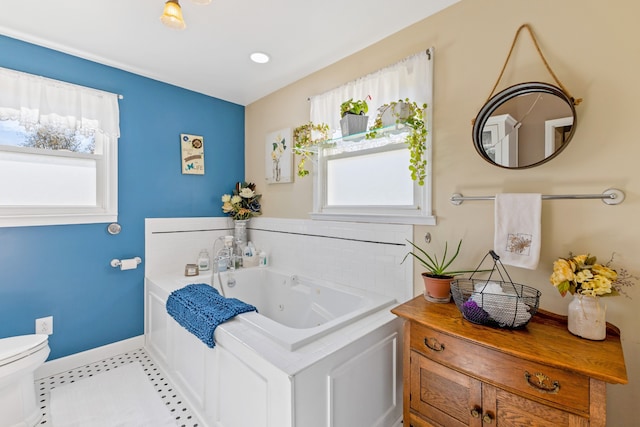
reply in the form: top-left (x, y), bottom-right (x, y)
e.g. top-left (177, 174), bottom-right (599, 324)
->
top-left (250, 52), bottom-right (270, 64)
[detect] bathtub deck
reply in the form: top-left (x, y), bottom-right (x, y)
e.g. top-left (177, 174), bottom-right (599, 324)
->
top-left (34, 348), bottom-right (202, 426)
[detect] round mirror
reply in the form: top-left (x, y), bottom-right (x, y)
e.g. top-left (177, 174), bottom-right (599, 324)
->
top-left (472, 82), bottom-right (577, 169)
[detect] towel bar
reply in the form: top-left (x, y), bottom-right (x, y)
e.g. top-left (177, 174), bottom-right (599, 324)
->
top-left (450, 188), bottom-right (624, 206)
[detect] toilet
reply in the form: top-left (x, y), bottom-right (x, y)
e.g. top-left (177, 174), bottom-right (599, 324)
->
top-left (0, 334), bottom-right (50, 427)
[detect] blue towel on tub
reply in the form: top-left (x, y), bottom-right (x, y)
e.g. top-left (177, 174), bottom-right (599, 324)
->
top-left (165, 283), bottom-right (257, 348)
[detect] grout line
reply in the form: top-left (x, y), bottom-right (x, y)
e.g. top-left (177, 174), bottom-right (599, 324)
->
top-left (152, 228), bottom-right (231, 234)
top-left (249, 227), bottom-right (406, 246)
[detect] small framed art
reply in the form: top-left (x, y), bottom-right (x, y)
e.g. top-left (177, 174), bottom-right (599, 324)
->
top-left (181, 134), bottom-right (204, 175)
top-left (265, 128), bottom-right (293, 183)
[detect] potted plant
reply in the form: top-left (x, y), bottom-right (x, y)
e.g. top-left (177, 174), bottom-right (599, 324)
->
top-left (292, 121), bottom-right (330, 177)
top-left (340, 98), bottom-right (369, 117)
top-left (368, 99), bottom-right (428, 185)
top-left (339, 97), bottom-right (369, 136)
top-left (403, 239), bottom-right (475, 303)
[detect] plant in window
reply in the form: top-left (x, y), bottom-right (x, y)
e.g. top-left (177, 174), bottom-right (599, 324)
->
top-left (292, 122), bottom-right (330, 177)
top-left (339, 97), bottom-right (370, 136)
top-left (368, 99), bottom-right (428, 185)
top-left (339, 98), bottom-right (369, 117)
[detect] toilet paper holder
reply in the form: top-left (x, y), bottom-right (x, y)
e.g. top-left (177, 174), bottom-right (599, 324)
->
top-left (110, 257), bottom-right (142, 269)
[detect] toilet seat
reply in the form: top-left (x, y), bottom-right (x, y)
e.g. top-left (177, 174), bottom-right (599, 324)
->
top-left (0, 334), bottom-right (48, 367)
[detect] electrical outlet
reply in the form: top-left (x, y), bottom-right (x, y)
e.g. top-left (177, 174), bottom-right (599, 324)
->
top-left (35, 316), bottom-right (53, 335)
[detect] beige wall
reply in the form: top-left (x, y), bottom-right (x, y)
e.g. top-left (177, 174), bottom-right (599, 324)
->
top-left (245, 0), bottom-right (639, 423)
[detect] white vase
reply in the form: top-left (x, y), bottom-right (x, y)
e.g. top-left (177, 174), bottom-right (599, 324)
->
top-left (567, 294), bottom-right (606, 340)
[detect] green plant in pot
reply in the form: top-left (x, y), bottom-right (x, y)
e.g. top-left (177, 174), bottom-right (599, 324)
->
top-left (292, 121), bottom-right (330, 177)
top-left (368, 99), bottom-right (428, 185)
top-left (339, 98), bottom-right (369, 136)
top-left (402, 239), bottom-right (476, 303)
top-left (340, 98), bottom-right (369, 117)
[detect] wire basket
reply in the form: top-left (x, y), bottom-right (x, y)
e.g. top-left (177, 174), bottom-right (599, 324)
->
top-left (450, 251), bottom-right (541, 329)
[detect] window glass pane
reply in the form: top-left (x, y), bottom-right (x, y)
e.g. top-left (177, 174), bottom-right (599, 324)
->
top-left (0, 119), bottom-right (95, 153)
top-left (0, 150), bottom-right (96, 206)
top-left (326, 149), bottom-right (413, 206)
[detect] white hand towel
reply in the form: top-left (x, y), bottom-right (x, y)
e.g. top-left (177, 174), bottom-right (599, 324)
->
top-left (494, 193), bottom-right (541, 270)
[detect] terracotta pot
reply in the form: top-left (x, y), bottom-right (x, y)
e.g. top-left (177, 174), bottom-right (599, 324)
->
top-left (422, 273), bottom-right (453, 303)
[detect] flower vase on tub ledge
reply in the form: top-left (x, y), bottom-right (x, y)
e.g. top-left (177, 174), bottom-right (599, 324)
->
top-left (550, 253), bottom-right (636, 340)
top-left (221, 182), bottom-right (262, 250)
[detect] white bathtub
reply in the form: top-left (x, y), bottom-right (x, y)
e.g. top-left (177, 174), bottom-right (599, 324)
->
top-left (145, 267), bottom-right (403, 427)
top-left (213, 267), bottom-right (395, 350)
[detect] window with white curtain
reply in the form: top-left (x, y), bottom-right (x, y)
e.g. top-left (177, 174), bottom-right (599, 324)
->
top-left (309, 49), bottom-right (435, 225)
top-left (0, 67), bottom-right (120, 227)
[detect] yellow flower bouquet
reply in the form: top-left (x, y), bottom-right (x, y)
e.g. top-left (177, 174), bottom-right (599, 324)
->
top-left (550, 254), bottom-right (619, 297)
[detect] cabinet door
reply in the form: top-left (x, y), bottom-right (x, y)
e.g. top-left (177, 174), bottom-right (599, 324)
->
top-left (410, 350), bottom-right (482, 427)
top-left (482, 384), bottom-right (589, 427)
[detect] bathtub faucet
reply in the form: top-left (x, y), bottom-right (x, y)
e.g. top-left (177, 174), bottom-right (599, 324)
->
top-left (213, 235), bottom-right (234, 272)
top-left (213, 254), bottom-right (229, 273)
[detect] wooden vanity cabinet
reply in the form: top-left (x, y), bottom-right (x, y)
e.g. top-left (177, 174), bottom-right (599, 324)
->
top-left (391, 297), bottom-right (628, 427)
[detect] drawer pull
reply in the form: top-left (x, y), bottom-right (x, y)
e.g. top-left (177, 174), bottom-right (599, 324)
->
top-left (470, 407), bottom-right (481, 418)
top-left (424, 337), bottom-right (445, 352)
top-left (482, 413), bottom-right (494, 424)
top-left (524, 371), bottom-right (560, 394)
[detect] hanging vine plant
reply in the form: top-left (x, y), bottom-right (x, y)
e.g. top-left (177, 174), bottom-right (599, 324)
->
top-left (368, 98), bottom-right (428, 185)
top-left (292, 121), bottom-right (330, 177)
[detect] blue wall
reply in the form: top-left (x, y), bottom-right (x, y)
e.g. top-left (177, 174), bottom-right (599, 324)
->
top-left (0, 35), bottom-right (245, 359)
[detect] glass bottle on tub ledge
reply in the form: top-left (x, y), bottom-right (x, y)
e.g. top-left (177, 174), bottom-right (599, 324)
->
top-left (233, 219), bottom-right (249, 268)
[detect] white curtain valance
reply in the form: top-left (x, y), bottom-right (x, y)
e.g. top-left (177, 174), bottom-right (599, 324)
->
top-left (310, 49), bottom-right (433, 133)
top-left (0, 66), bottom-right (120, 138)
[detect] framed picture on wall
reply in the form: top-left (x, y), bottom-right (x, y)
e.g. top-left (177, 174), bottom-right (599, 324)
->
top-left (181, 134), bottom-right (205, 175)
top-left (265, 128), bottom-right (293, 183)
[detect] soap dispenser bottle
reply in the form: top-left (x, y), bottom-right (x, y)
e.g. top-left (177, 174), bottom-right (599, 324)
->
top-left (258, 250), bottom-right (268, 267)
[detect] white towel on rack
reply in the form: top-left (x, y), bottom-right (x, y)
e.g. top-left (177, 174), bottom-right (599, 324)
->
top-left (494, 193), bottom-right (541, 270)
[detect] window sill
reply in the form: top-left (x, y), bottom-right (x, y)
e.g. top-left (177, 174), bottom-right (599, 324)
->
top-left (0, 212), bottom-right (117, 228)
top-left (310, 212), bottom-right (436, 225)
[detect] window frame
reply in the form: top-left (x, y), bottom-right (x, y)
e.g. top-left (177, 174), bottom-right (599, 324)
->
top-left (308, 49), bottom-right (435, 225)
top-left (0, 124), bottom-right (118, 228)
top-left (311, 121), bottom-right (435, 225)
top-left (0, 66), bottom-right (120, 228)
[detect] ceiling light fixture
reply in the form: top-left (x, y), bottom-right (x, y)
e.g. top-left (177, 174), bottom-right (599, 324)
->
top-left (250, 52), bottom-right (270, 64)
top-left (161, 0), bottom-right (212, 30)
top-left (160, 0), bottom-right (186, 30)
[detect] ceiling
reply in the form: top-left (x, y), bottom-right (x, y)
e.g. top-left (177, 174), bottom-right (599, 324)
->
top-left (0, 0), bottom-right (459, 106)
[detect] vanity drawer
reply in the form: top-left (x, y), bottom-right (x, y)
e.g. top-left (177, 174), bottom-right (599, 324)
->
top-left (410, 322), bottom-right (590, 414)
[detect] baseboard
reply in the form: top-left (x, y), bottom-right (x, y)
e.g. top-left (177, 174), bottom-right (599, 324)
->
top-left (35, 335), bottom-right (144, 379)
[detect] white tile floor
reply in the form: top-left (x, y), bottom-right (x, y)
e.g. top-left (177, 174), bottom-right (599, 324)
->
top-left (35, 348), bottom-right (202, 427)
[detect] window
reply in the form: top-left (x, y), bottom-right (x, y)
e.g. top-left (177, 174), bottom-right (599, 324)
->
top-left (309, 50), bottom-right (434, 225)
top-left (0, 67), bottom-right (120, 227)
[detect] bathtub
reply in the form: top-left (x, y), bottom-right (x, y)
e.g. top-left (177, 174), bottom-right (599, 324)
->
top-left (145, 267), bottom-right (403, 427)
top-left (213, 267), bottom-right (396, 350)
